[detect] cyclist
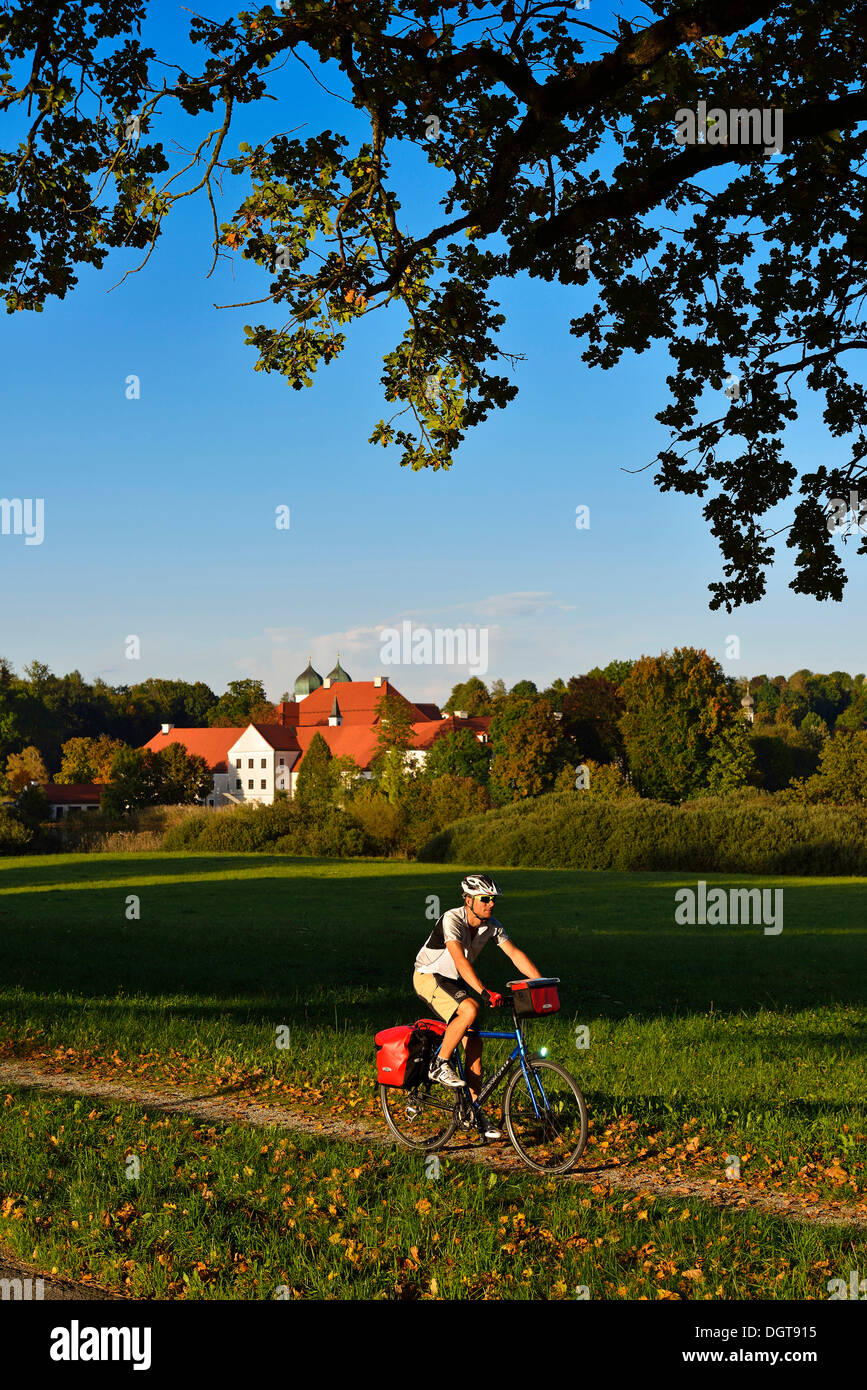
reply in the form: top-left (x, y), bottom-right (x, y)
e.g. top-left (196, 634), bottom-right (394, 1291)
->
top-left (413, 873), bottom-right (540, 1140)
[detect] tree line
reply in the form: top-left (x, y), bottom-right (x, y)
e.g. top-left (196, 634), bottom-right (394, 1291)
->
top-left (3, 652), bottom-right (867, 817)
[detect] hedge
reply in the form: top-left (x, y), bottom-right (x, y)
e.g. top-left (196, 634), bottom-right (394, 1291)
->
top-left (160, 801), bottom-right (377, 857)
top-left (417, 791), bottom-right (867, 874)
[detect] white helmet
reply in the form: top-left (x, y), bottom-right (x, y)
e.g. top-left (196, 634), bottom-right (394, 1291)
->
top-left (460, 873), bottom-right (502, 898)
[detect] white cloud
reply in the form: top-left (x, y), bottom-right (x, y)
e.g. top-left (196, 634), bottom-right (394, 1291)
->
top-left (471, 592), bottom-right (576, 618)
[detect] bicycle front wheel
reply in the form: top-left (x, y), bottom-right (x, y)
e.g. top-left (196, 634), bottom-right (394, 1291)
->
top-left (380, 1081), bottom-right (459, 1151)
top-left (503, 1059), bottom-right (588, 1174)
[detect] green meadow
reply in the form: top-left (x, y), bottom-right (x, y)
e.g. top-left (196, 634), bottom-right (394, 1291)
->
top-left (0, 854), bottom-right (864, 1298)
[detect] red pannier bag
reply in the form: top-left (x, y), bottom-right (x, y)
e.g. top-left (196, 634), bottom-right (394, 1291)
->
top-left (375, 1025), bottom-right (414, 1085)
top-left (375, 1018), bottom-right (447, 1087)
top-left (509, 977), bottom-right (561, 1018)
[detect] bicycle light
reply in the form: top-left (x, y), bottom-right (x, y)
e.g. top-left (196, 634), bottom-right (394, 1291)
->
top-left (539, 1047), bottom-right (548, 1057)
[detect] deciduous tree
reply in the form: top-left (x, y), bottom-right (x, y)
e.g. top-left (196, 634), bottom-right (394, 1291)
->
top-left (5, 2), bottom-right (866, 604)
top-left (619, 647), bottom-right (756, 801)
top-left (489, 698), bottom-right (569, 801)
top-left (561, 674), bottom-right (625, 765)
top-left (57, 734), bottom-right (127, 784)
top-left (5, 744), bottom-right (48, 793)
top-left (421, 726), bottom-right (491, 783)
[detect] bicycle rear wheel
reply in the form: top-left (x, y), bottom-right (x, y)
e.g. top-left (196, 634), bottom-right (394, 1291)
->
top-left (503, 1058), bottom-right (588, 1174)
top-left (380, 1080), bottom-right (459, 1151)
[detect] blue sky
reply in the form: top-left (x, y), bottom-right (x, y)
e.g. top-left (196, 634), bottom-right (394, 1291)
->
top-left (1, 3), bottom-right (865, 707)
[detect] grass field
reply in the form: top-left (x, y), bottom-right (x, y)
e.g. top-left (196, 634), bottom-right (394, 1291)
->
top-left (0, 853), bottom-right (864, 1299)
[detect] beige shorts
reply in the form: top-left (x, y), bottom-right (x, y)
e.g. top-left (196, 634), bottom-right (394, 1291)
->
top-left (413, 971), bottom-right (479, 1032)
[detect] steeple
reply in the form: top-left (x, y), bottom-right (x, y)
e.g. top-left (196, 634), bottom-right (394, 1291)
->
top-left (328, 696), bottom-right (342, 727)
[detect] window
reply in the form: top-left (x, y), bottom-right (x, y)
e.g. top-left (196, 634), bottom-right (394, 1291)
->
top-left (236, 780), bottom-right (241, 790)
top-left (236, 758), bottom-right (241, 768)
top-left (261, 757), bottom-right (267, 768)
top-left (248, 758), bottom-right (254, 768)
top-left (278, 756), bottom-right (285, 766)
top-left (261, 779), bottom-right (267, 789)
top-left (248, 779), bottom-right (254, 789)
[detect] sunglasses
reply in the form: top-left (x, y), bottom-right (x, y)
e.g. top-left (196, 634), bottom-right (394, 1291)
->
top-left (477, 895), bottom-right (496, 904)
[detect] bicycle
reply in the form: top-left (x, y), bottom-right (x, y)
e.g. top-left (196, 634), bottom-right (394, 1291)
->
top-left (379, 978), bottom-right (588, 1175)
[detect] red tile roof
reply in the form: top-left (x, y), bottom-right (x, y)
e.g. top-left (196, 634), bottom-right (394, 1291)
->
top-left (295, 725), bottom-right (380, 769)
top-left (274, 701), bottom-right (300, 726)
top-left (43, 783), bottom-right (102, 804)
top-left (296, 680), bottom-right (428, 726)
top-left (248, 724), bottom-right (301, 751)
top-left (143, 727), bottom-right (245, 773)
top-left (414, 702), bottom-right (443, 720)
top-left (409, 715), bottom-right (491, 749)
top-left (141, 685), bottom-right (487, 779)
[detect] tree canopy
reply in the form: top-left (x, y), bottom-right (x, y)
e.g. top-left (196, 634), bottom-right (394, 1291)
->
top-left (619, 646), bottom-right (756, 800)
top-left (2, 1), bottom-right (867, 606)
top-left (421, 725), bottom-right (491, 781)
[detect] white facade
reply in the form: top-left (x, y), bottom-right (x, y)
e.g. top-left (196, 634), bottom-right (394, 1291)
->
top-left (220, 727), bottom-right (295, 807)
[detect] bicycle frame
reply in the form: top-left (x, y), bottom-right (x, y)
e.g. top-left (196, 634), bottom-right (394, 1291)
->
top-left (451, 1013), bottom-right (551, 1125)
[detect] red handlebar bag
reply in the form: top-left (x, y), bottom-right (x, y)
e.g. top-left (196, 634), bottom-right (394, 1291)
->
top-left (511, 980), bottom-right (561, 1017)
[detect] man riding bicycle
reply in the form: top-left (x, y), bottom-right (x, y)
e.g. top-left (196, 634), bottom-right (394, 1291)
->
top-left (413, 873), bottom-right (540, 1140)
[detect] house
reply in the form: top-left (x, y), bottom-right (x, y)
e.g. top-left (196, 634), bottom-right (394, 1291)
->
top-left (144, 658), bottom-right (491, 808)
top-left (42, 783), bottom-right (103, 819)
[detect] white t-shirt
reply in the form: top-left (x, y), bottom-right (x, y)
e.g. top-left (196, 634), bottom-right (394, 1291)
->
top-left (414, 906), bottom-right (511, 980)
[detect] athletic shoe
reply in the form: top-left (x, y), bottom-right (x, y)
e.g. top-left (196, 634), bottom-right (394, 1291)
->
top-left (478, 1110), bottom-right (502, 1139)
top-left (428, 1057), bottom-right (466, 1088)
top-left (461, 1108), bottom-right (502, 1139)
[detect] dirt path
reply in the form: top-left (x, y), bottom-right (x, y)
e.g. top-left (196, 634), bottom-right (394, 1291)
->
top-left (1, 1060), bottom-right (864, 1230)
top-left (0, 1244), bottom-right (127, 1301)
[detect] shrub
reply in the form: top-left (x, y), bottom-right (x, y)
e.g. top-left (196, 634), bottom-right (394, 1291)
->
top-left (160, 799), bottom-right (375, 857)
top-left (345, 791), bottom-right (404, 853)
top-left (418, 790), bottom-right (867, 875)
top-left (0, 809), bottom-right (33, 854)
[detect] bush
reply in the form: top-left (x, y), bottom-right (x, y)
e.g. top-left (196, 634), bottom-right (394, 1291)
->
top-left (400, 774), bottom-right (493, 855)
top-left (417, 790), bottom-right (867, 874)
top-left (160, 800), bottom-right (294, 852)
top-left (274, 816), bottom-right (371, 858)
top-left (344, 791), bottom-right (404, 854)
top-left (160, 800), bottom-right (375, 857)
top-left (0, 809), bottom-right (33, 854)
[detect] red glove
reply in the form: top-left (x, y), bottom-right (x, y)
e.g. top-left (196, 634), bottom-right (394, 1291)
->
top-left (481, 988), bottom-right (504, 1009)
